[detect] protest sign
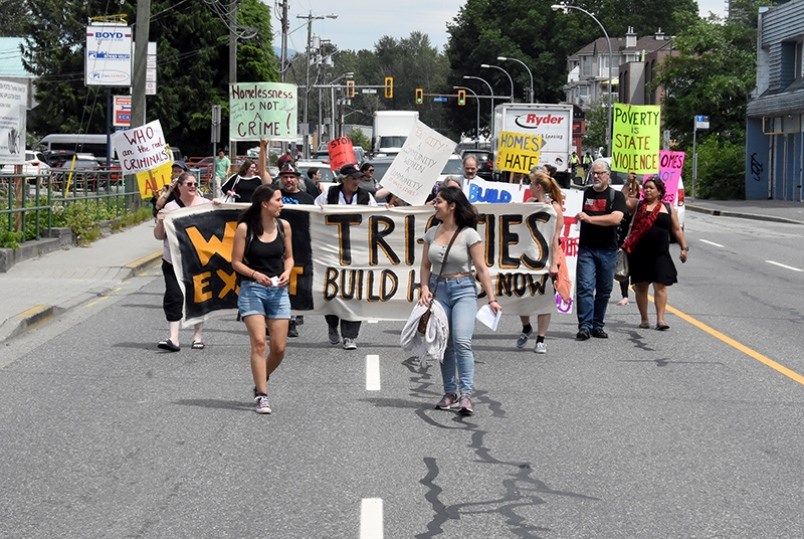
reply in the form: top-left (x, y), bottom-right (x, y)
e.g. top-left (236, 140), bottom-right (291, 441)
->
top-left (611, 104), bottom-right (661, 174)
top-left (112, 119), bottom-right (171, 174)
top-left (164, 202), bottom-right (560, 325)
top-left (327, 136), bottom-right (355, 172)
top-left (642, 150), bottom-right (685, 205)
top-left (465, 177), bottom-right (530, 204)
top-left (0, 80), bottom-right (27, 165)
top-left (135, 160), bottom-right (172, 200)
top-left (229, 82), bottom-right (297, 142)
top-left (494, 131), bottom-right (544, 173)
top-left (379, 121), bottom-right (456, 205)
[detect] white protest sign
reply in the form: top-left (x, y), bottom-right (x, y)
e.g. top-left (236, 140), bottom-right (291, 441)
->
top-left (112, 119), bottom-right (172, 174)
top-left (0, 80), bottom-right (27, 165)
top-left (380, 121), bottom-right (456, 205)
top-left (229, 82), bottom-right (298, 142)
top-left (465, 177), bottom-right (531, 204)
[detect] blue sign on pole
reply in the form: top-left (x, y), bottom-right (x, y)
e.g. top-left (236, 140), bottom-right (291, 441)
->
top-left (433, 96), bottom-right (448, 103)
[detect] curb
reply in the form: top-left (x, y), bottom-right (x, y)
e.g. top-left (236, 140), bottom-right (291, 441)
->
top-left (0, 250), bottom-right (163, 344)
top-left (686, 204), bottom-right (804, 225)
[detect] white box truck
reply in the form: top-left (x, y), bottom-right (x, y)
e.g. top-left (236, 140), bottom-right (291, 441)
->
top-left (372, 110), bottom-right (419, 156)
top-left (492, 103), bottom-right (574, 183)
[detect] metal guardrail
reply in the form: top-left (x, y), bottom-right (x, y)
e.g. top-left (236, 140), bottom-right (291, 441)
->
top-left (0, 169), bottom-right (142, 244)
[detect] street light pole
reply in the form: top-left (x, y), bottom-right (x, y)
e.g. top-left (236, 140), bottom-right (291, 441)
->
top-left (498, 56), bottom-right (533, 103)
top-left (480, 63), bottom-right (515, 103)
top-left (454, 86), bottom-right (480, 147)
top-left (463, 75), bottom-right (496, 137)
top-left (297, 11), bottom-right (337, 158)
top-left (551, 3), bottom-right (613, 156)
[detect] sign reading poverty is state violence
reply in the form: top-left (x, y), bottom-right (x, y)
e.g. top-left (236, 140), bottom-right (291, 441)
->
top-left (229, 82), bottom-right (297, 141)
top-left (611, 104), bottom-right (661, 174)
top-left (494, 131), bottom-right (544, 174)
top-left (112, 119), bottom-right (172, 174)
top-left (163, 203), bottom-right (560, 325)
top-left (380, 121), bottom-right (456, 205)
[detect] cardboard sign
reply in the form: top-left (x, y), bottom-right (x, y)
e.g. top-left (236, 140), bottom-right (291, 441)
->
top-left (112, 119), bottom-right (171, 174)
top-left (495, 131), bottom-right (544, 173)
top-left (135, 160), bottom-right (173, 200)
top-left (642, 150), bottom-right (685, 205)
top-left (611, 104), bottom-right (661, 174)
top-left (379, 121), bottom-right (456, 206)
top-left (327, 136), bottom-right (355, 172)
top-left (229, 82), bottom-right (297, 142)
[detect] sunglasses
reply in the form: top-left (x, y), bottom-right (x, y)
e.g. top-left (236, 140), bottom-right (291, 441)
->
top-left (183, 182), bottom-right (198, 187)
top-left (368, 169), bottom-right (375, 172)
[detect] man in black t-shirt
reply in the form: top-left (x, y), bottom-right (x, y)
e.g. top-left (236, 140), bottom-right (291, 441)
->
top-left (574, 159), bottom-right (627, 340)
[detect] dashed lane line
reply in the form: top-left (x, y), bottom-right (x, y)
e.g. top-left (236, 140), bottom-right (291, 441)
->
top-left (766, 260), bottom-right (803, 272)
top-left (700, 239), bottom-right (724, 248)
top-left (359, 498), bottom-right (384, 539)
top-left (366, 354), bottom-right (381, 391)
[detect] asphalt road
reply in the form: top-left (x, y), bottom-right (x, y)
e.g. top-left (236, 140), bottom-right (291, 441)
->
top-left (1, 211), bottom-right (802, 538)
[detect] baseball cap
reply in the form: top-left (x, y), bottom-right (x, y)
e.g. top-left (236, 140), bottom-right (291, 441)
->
top-left (340, 163), bottom-right (366, 179)
top-left (172, 160), bottom-right (189, 171)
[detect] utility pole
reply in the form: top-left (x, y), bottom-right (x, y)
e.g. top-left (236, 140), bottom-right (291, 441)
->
top-left (297, 11), bottom-right (337, 158)
top-left (131, 0), bottom-right (151, 129)
top-left (228, 0), bottom-right (238, 161)
top-left (279, 0), bottom-right (289, 82)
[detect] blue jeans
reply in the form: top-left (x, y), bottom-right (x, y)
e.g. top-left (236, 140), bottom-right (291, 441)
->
top-left (431, 275), bottom-right (478, 396)
top-left (575, 247), bottom-right (618, 331)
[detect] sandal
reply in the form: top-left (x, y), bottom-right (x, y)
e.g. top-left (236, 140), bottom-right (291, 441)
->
top-left (157, 339), bottom-right (180, 352)
top-left (656, 323), bottom-right (670, 331)
top-left (191, 340), bottom-right (205, 350)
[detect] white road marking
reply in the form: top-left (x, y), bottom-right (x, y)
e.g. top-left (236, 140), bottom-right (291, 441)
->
top-left (367, 319), bottom-right (379, 324)
top-left (766, 260), bottom-right (804, 272)
top-left (700, 239), bottom-right (724, 248)
top-left (366, 354), bottom-right (381, 391)
top-left (359, 498), bottom-right (384, 539)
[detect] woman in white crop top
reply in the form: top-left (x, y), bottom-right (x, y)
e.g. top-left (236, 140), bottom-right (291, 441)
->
top-left (419, 186), bottom-right (501, 416)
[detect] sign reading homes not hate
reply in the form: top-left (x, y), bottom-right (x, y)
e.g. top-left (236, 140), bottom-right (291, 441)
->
top-left (229, 82), bottom-right (297, 142)
top-left (611, 104), bottom-right (661, 174)
top-left (112, 119), bottom-right (172, 174)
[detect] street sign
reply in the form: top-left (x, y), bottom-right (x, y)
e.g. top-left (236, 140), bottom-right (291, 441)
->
top-left (694, 115), bottom-right (709, 129)
top-left (113, 95), bottom-right (132, 127)
top-left (361, 88), bottom-right (377, 94)
top-left (433, 96), bottom-right (447, 103)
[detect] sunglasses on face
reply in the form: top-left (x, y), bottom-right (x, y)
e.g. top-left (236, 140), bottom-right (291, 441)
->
top-left (183, 182), bottom-right (198, 187)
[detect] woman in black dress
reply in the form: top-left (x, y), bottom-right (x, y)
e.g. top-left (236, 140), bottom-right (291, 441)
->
top-left (622, 177), bottom-right (689, 330)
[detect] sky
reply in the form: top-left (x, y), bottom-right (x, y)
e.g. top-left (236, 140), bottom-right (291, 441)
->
top-left (276, 1), bottom-right (730, 54)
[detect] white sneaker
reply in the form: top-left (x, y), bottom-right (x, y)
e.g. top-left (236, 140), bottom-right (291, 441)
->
top-left (254, 395), bottom-right (272, 414)
top-left (343, 338), bottom-right (357, 350)
top-left (534, 341), bottom-right (547, 354)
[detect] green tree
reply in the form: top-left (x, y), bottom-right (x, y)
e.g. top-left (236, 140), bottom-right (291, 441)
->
top-left (582, 99), bottom-right (608, 154)
top-left (0, 0), bottom-right (27, 36)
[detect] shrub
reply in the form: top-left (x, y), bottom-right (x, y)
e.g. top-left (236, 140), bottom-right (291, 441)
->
top-left (0, 228), bottom-right (24, 249)
top-left (682, 135), bottom-right (746, 200)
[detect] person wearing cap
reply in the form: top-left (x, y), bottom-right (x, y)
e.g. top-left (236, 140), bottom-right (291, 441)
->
top-left (151, 160), bottom-right (190, 215)
top-left (314, 163), bottom-right (378, 350)
top-left (217, 139), bottom-right (272, 203)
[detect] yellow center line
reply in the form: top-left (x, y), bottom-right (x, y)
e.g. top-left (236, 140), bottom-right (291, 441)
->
top-left (662, 301), bottom-right (804, 386)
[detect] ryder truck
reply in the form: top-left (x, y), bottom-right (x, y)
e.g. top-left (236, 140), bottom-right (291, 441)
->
top-left (492, 103), bottom-right (574, 184)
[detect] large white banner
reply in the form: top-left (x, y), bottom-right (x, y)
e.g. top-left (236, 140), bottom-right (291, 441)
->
top-left (380, 121), bottom-right (456, 205)
top-left (0, 79), bottom-right (27, 165)
top-left (164, 203), bottom-right (561, 325)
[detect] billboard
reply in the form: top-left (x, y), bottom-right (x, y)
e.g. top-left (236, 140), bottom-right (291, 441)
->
top-left (85, 24), bottom-right (132, 87)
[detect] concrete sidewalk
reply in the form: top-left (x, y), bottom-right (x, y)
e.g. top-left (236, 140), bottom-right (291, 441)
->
top-left (1, 199), bottom-right (802, 343)
top-left (0, 220), bottom-right (162, 343)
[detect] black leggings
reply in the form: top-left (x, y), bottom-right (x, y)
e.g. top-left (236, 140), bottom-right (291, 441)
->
top-left (162, 260), bottom-right (184, 322)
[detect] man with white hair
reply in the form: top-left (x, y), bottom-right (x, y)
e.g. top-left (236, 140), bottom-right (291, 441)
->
top-left (574, 158), bottom-right (627, 341)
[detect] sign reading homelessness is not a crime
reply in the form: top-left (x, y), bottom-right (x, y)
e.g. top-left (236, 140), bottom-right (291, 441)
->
top-left (229, 82), bottom-right (297, 141)
top-left (163, 203), bottom-right (560, 325)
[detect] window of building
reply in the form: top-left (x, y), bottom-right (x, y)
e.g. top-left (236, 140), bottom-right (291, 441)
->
top-left (581, 55), bottom-right (592, 77)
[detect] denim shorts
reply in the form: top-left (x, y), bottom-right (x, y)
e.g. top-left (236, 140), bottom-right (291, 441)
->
top-left (238, 280), bottom-right (291, 319)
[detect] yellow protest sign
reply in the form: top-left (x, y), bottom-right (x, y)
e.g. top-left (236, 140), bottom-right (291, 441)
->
top-left (611, 104), bottom-right (660, 174)
top-left (135, 160), bottom-right (172, 200)
top-left (495, 130), bottom-right (544, 173)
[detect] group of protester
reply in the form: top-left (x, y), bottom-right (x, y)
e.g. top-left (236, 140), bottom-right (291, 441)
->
top-left (152, 146), bottom-right (689, 416)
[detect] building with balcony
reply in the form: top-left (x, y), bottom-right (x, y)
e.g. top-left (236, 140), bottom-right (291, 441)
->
top-left (745, 1), bottom-right (804, 200)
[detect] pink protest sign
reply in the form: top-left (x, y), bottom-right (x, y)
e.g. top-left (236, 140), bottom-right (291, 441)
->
top-left (642, 150), bottom-right (684, 205)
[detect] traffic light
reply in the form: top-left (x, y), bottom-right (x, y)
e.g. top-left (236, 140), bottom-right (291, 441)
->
top-left (346, 80), bottom-right (355, 98)
top-left (384, 76), bottom-right (394, 99)
top-left (458, 89), bottom-right (466, 106)
top-left (415, 88), bottom-right (423, 105)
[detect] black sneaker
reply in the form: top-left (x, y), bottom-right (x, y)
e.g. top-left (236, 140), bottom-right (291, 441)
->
top-left (287, 320), bottom-right (299, 338)
top-left (591, 328), bottom-right (609, 339)
top-left (576, 329), bottom-right (591, 341)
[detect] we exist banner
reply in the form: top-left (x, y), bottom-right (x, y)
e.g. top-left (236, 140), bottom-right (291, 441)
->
top-left (164, 203), bottom-right (560, 325)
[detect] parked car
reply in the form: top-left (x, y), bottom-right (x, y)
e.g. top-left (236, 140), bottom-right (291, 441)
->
top-left (576, 157), bottom-right (686, 229)
top-left (294, 160), bottom-right (336, 184)
top-left (23, 150), bottom-right (51, 184)
top-left (461, 149), bottom-right (494, 181)
top-left (436, 155), bottom-right (464, 184)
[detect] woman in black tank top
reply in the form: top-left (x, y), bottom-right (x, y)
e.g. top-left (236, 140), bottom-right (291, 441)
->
top-left (231, 184), bottom-right (294, 414)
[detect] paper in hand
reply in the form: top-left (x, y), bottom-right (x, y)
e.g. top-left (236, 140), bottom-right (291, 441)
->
top-left (476, 304), bottom-right (502, 331)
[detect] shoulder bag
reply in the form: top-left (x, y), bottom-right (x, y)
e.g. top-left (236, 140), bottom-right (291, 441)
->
top-left (615, 202), bottom-right (637, 282)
